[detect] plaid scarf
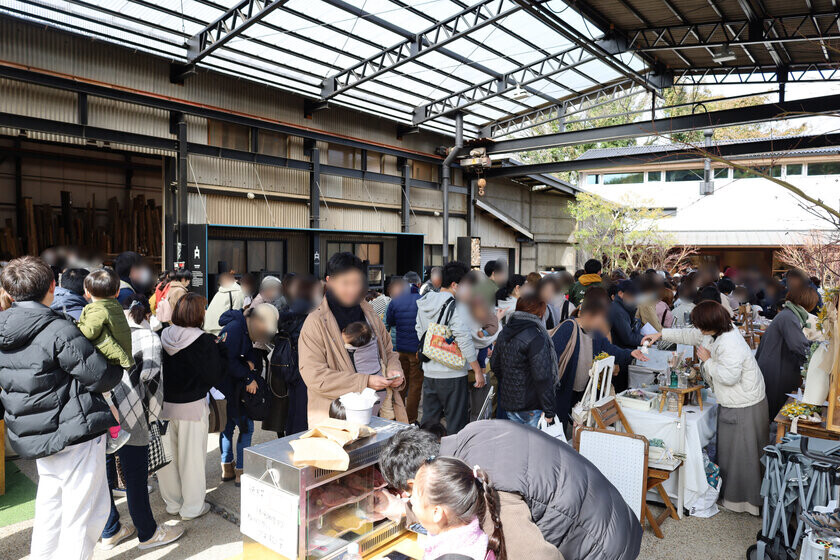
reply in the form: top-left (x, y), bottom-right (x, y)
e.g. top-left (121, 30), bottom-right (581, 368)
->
top-left (112, 320), bottom-right (164, 434)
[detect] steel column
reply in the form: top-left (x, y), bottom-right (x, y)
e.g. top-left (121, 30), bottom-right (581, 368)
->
top-left (402, 161), bottom-right (412, 233)
top-left (310, 147), bottom-right (321, 278)
top-left (467, 178), bottom-right (476, 237)
top-left (441, 114), bottom-right (464, 263)
top-left (13, 139), bottom-right (22, 238)
top-left (176, 118), bottom-right (188, 264)
top-left (163, 157), bottom-right (176, 270)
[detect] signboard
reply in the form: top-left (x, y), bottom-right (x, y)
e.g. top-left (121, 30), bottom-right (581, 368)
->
top-left (185, 224), bottom-right (206, 297)
top-left (240, 475), bottom-right (299, 559)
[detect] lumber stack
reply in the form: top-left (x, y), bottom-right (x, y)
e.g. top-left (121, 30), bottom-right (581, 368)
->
top-left (11, 191), bottom-right (162, 258)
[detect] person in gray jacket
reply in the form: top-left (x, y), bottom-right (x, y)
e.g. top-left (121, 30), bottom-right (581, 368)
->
top-left (0, 256), bottom-right (122, 560)
top-left (376, 421), bottom-right (642, 560)
top-left (415, 261), bottom-right (483, 435)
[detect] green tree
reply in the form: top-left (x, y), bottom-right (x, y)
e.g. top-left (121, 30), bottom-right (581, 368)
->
top-left (567, 192), bottom-right (674, 271)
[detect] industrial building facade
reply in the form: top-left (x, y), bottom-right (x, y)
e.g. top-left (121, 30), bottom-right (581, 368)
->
top-left (0, 17), bottom-right (577, 295)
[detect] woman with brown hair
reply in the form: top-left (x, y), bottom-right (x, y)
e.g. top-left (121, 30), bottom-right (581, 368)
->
top-left (490, 294), bottom-right (559, 427)
top-left (158, 292), bottom-right (227, 520)
top-left (644, 301), bottom-right (767, 516)
top-left (756, 285), bottom-right (818, 420)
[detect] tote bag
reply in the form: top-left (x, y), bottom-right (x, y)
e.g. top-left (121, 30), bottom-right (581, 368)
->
top-left (420, 298), bottom-right (466, 370)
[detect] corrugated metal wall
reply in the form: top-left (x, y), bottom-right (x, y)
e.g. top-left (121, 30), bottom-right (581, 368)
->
top-left (0, 18), bottom-right (577, 266)
top-left (189, 193), bottom-right (308, 229)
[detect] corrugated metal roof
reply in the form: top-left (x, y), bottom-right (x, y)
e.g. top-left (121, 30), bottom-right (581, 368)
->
top-left (667, 230), bottom-right (829, 247)
top-left (577, 135), bottom-right (840, 162)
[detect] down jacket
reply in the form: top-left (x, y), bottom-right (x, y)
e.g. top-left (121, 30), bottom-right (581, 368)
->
top-left (440, 420), bottom-right (643, 560)
top-left (0, 301), bottom-right (123, 459)
top-left (490, 311), bottom-right (558, 419)
top-left (384, 284), bottom-right (422, 353)
top-left (661, 327), bottom-right (766, 408)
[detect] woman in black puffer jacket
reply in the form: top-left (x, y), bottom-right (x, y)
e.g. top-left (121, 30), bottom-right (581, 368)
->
top-left (490, 294), bottom-right (559, 427)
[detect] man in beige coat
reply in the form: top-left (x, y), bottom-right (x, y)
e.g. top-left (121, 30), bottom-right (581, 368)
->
top-left (298, 252), bottom-right (407, 427)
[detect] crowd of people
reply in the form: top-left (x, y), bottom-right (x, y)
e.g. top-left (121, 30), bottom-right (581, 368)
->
top-left (0, 245), bottom-right (824, 560)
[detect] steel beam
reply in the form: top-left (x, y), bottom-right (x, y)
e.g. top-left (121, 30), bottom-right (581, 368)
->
top-left (480, 79), bottom-right (639, 137)
top-left (176, 117), bottom-right (188, 260)
top-left (413, 45), bottom-right (595, 125)
top-left (402, 161), bottom-right (412, 233)
top-left (484, 133), bottom-right (840, 177)
top-left (0, 64), bottom-right (442, 163)
top-left (487, 93), bottom-right (840, 154)
top-left (673, 64), bottom-right (840, 85)
top-left (629, 12), bottom-right (840, 52)
top-left (320, 0), bottom-right (531, 100)
top-left (185, 0), bottom-right (290, 66)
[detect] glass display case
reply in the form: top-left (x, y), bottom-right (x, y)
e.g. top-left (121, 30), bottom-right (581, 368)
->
top-left (241, 418), bottom-right (408, 560)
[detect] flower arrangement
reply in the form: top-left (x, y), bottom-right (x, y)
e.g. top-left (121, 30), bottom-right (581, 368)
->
top-left (779, 401), bottom-right (822, 420)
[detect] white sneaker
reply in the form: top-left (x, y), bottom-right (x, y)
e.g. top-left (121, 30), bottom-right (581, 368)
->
top-left (100, 524), bottom-right (136, 550)
top-left (180, 502), bottom-right (211, 521)
top-left (106, 429), bottom-right (131, 454)
top-left (137, 525), bottom-right (185, 550)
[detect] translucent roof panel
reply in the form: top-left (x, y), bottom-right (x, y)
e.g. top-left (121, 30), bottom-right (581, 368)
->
top-left (1, 0), bottom-right (655, 137)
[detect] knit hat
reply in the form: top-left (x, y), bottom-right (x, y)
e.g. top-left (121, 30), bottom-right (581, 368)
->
top-left (260, 275), bottom-right (281, 289)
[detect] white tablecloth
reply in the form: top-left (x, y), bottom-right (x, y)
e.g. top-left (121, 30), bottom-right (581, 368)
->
top-left (622, 393), bottom-right (718, 515)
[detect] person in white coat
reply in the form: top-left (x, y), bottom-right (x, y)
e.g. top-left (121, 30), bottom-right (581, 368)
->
top-left (203, 273), bottom-right (245, 335)
top-left (644, 300), bottom-right (768, 516)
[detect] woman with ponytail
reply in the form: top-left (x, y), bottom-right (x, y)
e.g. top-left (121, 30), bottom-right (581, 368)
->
top-left (410, 456), bottom-right (505, 560)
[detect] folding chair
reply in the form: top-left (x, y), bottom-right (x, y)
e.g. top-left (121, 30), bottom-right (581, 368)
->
top-left (589, 396), bottom-right (682, 538)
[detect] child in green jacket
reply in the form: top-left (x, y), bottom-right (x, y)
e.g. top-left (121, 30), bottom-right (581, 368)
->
top-left (78, 267), bottom-right (135, 453)
top-left (78, 268), bottom-right (134, 369)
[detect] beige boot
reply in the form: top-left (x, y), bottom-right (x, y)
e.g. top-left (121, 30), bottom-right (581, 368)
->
top-left (235, 468), bottom-right (243, 487)
top-left (221, 461), bottom-right (235, 482)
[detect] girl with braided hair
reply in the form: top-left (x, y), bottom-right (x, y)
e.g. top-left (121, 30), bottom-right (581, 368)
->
top-left (410, 456), bottom-right (505, 560)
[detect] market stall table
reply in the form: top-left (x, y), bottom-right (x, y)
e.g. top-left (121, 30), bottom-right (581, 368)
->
top-left (622, 393), bottom-right (718, 517)
top-left (774, 398), bottom-right (839, 443)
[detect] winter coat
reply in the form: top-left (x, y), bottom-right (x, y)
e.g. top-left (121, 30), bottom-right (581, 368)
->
top-left (415, 291), bottom-right (478, 378)
top-left (204, 283), bottom-right (245, 335)
top-left (569, 273), bottom-right (602, 306)
top-left (439, 420), bottom-right (643, 560)
top-left (217, 309), bottom-right (260, 414)
top-left (755, 307), bottom-right (811, 420)
top-left (265, 298), bottom-right (312, 435)
top-left (661, 327), bottom-right (766, 408)
top-left (111, 315), bottom-right (163, 447)
top-left (117, 278), bottom-right (136, 306)
top-left (552, 320), bottom-right (634, 423)
top-left (489, 311), bottom-right (558, 418)
top-left (160, 327), bottom-right (227, 404)
top-left (298, 297), bottom-right (407, 426)
top-left (0, 301), bottom-right (122, 460)
top-left (50, 286), bottom-right (88, 320)
top-left (609, 297), bottom-right (643, 349)
top-left (77, 298), bottom-right (134, 369)
top-left (384, 285), bottom-right (422, 353)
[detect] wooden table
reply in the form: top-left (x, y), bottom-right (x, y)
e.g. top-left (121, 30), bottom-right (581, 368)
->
top-left (774, 399), bottom-right (840, 443)
top-left (658, 386), bottom-right (703, 416)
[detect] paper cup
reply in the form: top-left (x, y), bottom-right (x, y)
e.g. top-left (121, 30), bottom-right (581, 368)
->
top-left (344, 405), bottom-right (374, 425)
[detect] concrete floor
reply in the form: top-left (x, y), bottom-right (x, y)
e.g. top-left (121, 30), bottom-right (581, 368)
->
top-left (2, 424), bottom-right (762, 560)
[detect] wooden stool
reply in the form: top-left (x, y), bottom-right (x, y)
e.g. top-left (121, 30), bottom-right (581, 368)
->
top-left (644, 464), bottom-right (682, 538)
top-left (659, 386), bottom-right (703, 416)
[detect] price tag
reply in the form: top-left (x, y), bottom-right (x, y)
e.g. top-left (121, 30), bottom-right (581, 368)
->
top-left (240, 475), bottom-right (299, 558)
